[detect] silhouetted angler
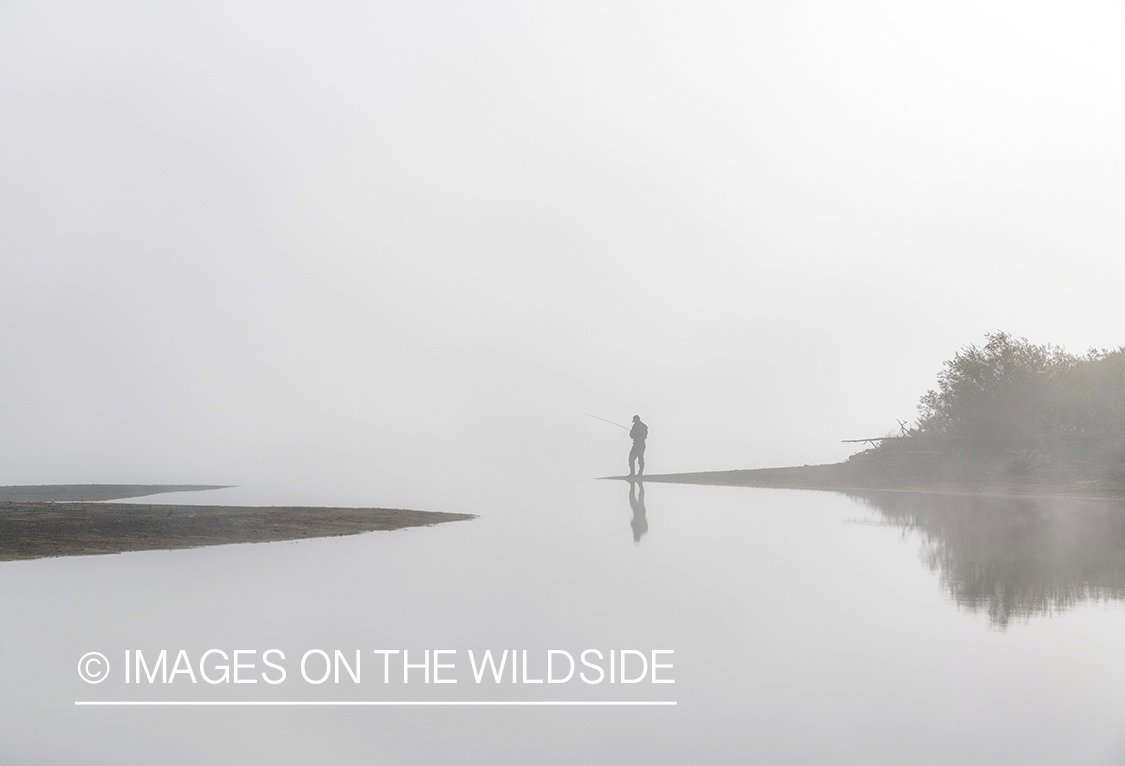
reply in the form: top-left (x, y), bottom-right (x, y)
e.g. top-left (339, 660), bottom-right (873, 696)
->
top-left (629, 415), bottom-right (648, 477)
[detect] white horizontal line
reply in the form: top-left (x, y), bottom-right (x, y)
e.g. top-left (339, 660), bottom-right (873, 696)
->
top-left (75, 700), bottom-right (676, 707)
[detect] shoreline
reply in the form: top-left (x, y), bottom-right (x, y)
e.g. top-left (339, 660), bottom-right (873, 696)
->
top-left (0, 502), bottom-right (475, 562)
top-left (602, 463), bottom-right (1125, 501)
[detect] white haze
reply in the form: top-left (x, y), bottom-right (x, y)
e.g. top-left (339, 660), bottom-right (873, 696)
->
top-left (1, 0), bottom-right (1123, 507)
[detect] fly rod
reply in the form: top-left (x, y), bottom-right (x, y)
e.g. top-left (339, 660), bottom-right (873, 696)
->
top-left (586, 413), bottom-right (629, 430)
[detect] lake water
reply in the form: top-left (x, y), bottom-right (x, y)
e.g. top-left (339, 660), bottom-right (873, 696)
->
top-left (5, 477), bottom-right (1125, 764)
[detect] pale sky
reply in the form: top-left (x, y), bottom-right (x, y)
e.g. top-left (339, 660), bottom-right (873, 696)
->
top-left (2, 0), bottom-right (1123, 500)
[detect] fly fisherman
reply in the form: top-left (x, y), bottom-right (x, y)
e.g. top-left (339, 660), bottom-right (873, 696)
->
top-left (629, 415), bottom-right (648, 478)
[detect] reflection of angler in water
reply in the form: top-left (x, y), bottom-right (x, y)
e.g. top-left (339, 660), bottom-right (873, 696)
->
top-left (629, 480), bottom-right (648, 543)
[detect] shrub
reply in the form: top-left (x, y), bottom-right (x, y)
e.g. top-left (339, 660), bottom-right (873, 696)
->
top-left (916, 332), bottom-right (1125, 449)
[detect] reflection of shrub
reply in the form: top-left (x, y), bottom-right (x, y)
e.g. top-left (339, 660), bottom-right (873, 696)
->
top-left (915, 332), bottom-right (1125, 451)
top-left (851, 491), bottom-right (1125, 627)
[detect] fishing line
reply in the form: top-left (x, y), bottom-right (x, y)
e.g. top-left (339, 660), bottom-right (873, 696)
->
top-left (585, 413), bottom-right (629, 430)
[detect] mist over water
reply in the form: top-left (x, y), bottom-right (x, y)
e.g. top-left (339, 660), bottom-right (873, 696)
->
top-left (2, 0), bottom-right (1125, 497)
top-left (4, 0), bottom-right (1125, 763)
top-left (9, 482), bottom-right (1125, 764)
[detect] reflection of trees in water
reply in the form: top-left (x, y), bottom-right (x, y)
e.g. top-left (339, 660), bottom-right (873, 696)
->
top-left (848, 491), bottom-right (1125, 627)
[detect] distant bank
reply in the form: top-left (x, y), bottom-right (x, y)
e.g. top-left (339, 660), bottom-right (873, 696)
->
top-left (0, 484), bottom-right (232, 502)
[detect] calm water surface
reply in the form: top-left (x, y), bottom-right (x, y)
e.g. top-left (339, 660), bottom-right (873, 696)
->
top-left (4, 477), bottom-right (1125, 764)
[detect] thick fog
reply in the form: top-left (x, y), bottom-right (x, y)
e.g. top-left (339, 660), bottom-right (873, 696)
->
top-left (2, 0), bottom-right (1123, 508)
